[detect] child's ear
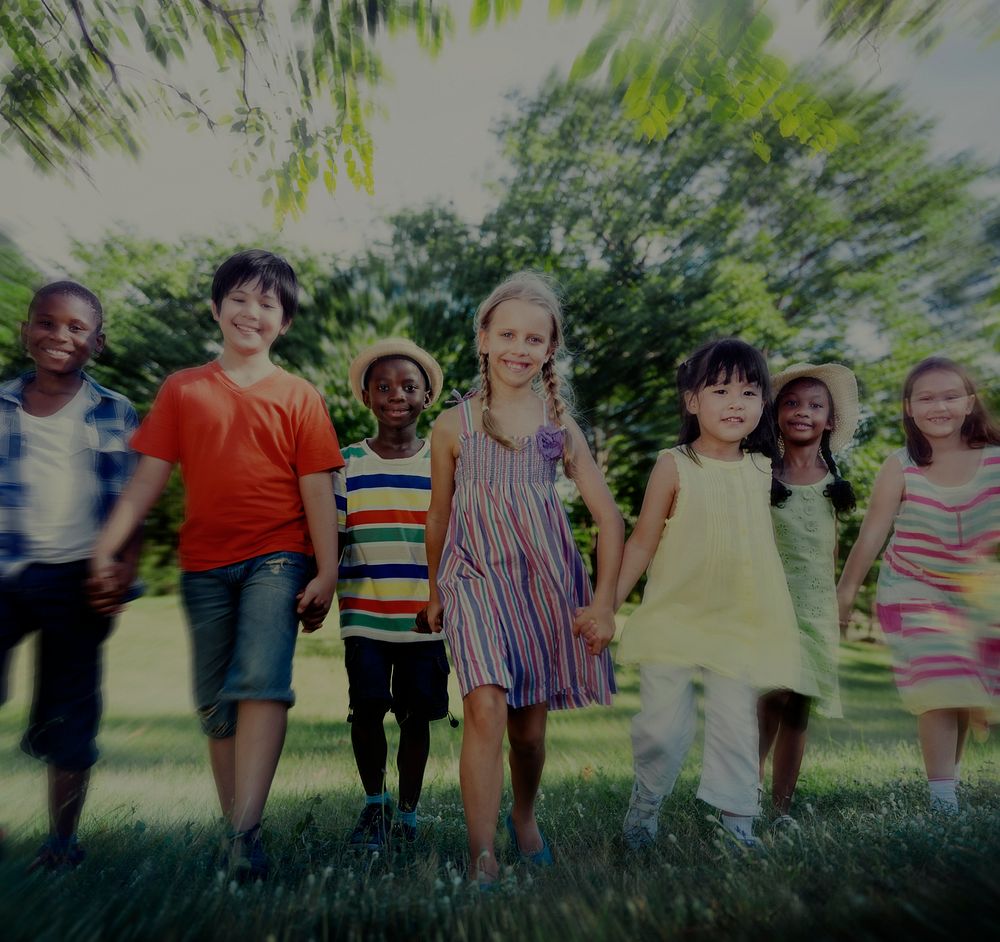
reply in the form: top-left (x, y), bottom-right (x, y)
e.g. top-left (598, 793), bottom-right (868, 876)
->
top-left (361, 389), bottom-right (371, 408)
top-left (683, 390), bottom-right (700, 415)
top-left (210, 301), bottom-right (220, 322)
top-left (93, 331), bottom-right (106, 358)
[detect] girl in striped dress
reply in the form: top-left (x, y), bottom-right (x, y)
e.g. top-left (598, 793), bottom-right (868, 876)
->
top-left (424, 272), bottom-right (623, 884)
top-left (838, 357), bottom-right (1000, 813)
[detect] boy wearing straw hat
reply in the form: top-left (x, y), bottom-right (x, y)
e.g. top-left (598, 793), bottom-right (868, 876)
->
top-left (336, 338), bottom-right (450, 851)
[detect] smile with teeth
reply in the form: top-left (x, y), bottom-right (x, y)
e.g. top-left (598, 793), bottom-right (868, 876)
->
top-left (501, 359), bottom-right (531, 372)
top-left (42, 348), bottom-right (71, 358)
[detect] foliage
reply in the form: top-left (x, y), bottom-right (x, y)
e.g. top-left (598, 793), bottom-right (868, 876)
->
top-left (2, 603), bottom-right (1000, 939)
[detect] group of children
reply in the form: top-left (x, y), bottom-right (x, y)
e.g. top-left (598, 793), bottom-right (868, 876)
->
top-left (1, 255), bottom-right (997, 884)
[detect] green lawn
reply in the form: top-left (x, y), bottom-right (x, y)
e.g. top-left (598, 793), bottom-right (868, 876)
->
top-left (2, 596), bottom-right (999, 940)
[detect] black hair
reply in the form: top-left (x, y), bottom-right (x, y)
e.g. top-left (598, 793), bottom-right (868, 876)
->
top-left (770, 429), bottom-right (858, 515)
top-left (676, 338), bottom-right (779, 462)
top-left (211, 249), bottom-right (298, 323)
top-left (363, 355), bottom-right (431, 393)
top-left (29, 280), bottom-right (104, 331)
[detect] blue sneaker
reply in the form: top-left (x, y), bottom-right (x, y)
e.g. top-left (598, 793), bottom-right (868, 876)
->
top-left (349, 802), bottom-right (393, 851)
top-left (504, 812), bottom-right (554, 866)
top-left (27, 834), bottom-right (86, 874)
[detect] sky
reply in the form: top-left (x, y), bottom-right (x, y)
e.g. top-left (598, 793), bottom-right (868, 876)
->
top-left (1, 1), bottom-right (999, 275)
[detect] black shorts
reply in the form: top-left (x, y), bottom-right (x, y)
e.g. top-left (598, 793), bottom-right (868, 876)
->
top-left (0, 560), bottom-right (114, 771)
top-left (344, 636), bottom-right (450, 723)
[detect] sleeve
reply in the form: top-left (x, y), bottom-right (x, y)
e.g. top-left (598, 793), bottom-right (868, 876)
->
top-left (294, 383), bottom-right (345, 475)
top-left (130, 375), bottom-right (181, 463)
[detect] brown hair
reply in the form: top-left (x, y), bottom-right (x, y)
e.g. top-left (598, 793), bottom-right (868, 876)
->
top-left (474, 272), bottom-right (576, 474)
top-left (902, 356), bottom-right (1000, 466)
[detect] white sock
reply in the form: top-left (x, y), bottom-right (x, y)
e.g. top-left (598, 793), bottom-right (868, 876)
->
top-left (928, 778), bottom-right (958, 812)
top-left (720, 813), bottom-right (755, 840)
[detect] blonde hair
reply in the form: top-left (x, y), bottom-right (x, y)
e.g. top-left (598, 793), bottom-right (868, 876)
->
top-left (474, 271), bottom-right (576, 474)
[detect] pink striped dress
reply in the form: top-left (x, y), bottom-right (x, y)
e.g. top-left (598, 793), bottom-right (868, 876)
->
top-left (875, 445), bottom-right (1000, 717)
top-left (437, 395), bottom-right (615, 709)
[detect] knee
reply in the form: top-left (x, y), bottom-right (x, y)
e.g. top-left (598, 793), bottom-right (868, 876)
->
top-left (462, 689), bottom-right (507, 737)
top-left (507, 726), bottom-right (545, 759)
top-left (350, 700), bottom-right (390, 727)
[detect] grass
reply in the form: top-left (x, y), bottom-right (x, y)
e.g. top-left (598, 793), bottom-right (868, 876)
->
top-left (2, 596), bottom-right (999, 940)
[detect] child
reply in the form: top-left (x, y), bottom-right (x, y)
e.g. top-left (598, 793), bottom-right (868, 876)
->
top-left (90, 250), bottom-right (343, 879)
top-left (761, 362), bottom-right (860, 825)
top-left (1, 281), bottom-right (139, 871)
top-left (424, 272), bottom-right (623, 884)
top-left (616, 338), bottom-right (802, 851)
top-left (334, 338), bottom-right (449, 850)
top-left (837, 356), bottom-right (1000, 813)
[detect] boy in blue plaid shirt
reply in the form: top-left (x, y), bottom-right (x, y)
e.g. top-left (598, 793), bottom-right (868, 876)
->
top-left (0, 281), bottom-right (139, 872)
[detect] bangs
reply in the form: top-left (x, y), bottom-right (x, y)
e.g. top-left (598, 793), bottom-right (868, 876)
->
top-left (693, 339), bottom-right (769, 394)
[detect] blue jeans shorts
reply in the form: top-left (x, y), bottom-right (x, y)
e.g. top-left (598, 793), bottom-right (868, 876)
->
top-left (181, 551), bottom-right (312, 739)
top-left (0, 560), bottom-right (113, 770)
top-left (345, 636), bottom-right (450, 724)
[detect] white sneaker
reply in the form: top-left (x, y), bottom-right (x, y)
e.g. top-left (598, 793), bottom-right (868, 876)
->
top-left (623, 781), bottom-right (661, 850)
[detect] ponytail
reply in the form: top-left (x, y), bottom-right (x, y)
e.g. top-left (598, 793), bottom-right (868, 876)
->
top-left (819, 431), bottom-right (857, 515)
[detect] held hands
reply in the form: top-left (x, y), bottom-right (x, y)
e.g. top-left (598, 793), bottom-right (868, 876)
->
top-left (423, 596), bottom-right (444, 634)
top-left (836, 585), bottom-right (854, 633)
top-left (86, 555), bottom-right (134, 616)
top-left (297, 574), bottom-right (335, 633)
top-left (572, 604), bottom-right (616, 656)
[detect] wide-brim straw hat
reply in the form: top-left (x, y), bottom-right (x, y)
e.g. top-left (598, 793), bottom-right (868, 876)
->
top-left (348, 338), bottom-right (444, 406)
top-left (770, 362), bottom-right (860, 454)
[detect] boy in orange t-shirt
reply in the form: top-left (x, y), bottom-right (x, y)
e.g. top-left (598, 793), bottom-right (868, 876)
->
top-left (91, 250), bottom-right (343, 880)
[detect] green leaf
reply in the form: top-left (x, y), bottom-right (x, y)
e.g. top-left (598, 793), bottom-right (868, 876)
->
top-left (470, 0), bottom-right (490, 30)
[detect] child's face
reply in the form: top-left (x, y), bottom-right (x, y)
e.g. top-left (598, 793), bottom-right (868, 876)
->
top-left (211, 279), bottom-right (289, 357)
top-left (478, 300), bottom-right (554, 388)
top-left (685, 371), bottom-right (764, 445)
top-left (21, 293), bottom-right (104, 377)
top-left (362, 357), bottom-right (430, 431)
top-left (776, 379), bottom-right (832, 447)
top-left (905, 369), bottom-right (973, 441)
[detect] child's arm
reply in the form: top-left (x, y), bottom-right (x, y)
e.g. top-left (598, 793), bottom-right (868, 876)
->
top-left (564, 417), bottom-right (624, 655)
top-left (836, 455), bottom-right (905, 629)
top-left (613, 452), bottom-right (679, 609)
top-left (297, 471), bottom-right (339, 633)
top-left (89, 455), bottom-right (173, 613)
top-left (423, 409), bottom-right (459, 633)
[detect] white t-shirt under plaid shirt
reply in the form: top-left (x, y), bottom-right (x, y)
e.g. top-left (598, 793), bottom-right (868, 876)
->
top-left (334, 439), bottom-right (435, 642)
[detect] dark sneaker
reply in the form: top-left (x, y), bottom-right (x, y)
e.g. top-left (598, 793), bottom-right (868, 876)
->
top-left (348, 803), bottom-right (393, 851)
top-left (391, 818), bottom-right (418, 846)
top-left (27, 834), bottom-right (86, 874)
top-left (230, 823), bottom-right (269, 882)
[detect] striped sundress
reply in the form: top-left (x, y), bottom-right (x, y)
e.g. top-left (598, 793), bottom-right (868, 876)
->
top-left (437, 395), bottom-right (615, 709)
top-left (875, 445), bottom-right (1000, 719)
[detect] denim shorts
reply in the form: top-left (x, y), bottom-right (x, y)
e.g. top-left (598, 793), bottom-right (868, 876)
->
top-left (0, 560), bottom-right (114, 770)
top-left (345, 636), bottom-right (450, 723)
top-left (181, 551), bottom-right (312, 738)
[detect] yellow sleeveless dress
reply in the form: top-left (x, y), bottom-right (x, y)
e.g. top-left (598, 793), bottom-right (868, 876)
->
top-left (618, 447), bottom-right (803, 691)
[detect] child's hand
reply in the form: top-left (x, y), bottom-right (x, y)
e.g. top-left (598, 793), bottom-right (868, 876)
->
top-left (836, 586), bottom-right (853, 633)
top-left (297, 575), bottom-right (334, 633)
top-left (425, 597), bottom-right (444, 633)
top-left (414, 606), bottom-right (432, 634)
top-left (573, 605), bottom-right (616, 656)
top-left (86, 556), bottom-right (129, 616)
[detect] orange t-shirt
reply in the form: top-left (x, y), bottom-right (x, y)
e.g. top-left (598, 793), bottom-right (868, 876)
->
top-left (132, 361), bottom-right (344, 571)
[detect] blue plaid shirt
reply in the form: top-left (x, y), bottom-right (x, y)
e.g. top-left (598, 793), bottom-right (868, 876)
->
top-left (0, 371), bottom-right (139, 578)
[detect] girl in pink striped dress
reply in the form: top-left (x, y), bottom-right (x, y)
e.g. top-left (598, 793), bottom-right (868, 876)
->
top-left (424, 272), bottom-right (623, 884)
top-left (838, 357), bottom-right (1000, 812)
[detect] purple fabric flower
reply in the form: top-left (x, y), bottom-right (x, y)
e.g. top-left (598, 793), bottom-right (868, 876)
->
top-left (535, 424), bottom-right (565, 460)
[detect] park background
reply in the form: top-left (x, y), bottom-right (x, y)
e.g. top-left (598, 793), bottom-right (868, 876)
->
top-left (2, 1), bottom-right (999, 938)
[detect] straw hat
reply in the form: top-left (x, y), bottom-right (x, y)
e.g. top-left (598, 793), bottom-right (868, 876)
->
top-left (348, 338), bottom-right (444, 406)
top-left (770, 362), bottom-right (860, 454)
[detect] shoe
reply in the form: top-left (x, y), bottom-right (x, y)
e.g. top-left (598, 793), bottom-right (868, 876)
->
top-left (717, 822), bottom-right (767, 856)
top-left (504, 812), bottom-right (554, 866)
top-left (623, 781), bottom-right (660, 850)
top-left (391, 818), bottom-right (417, 846)
top-left (770, 814), bottom-right (800, 832)
top-left (348, 802), bottom-right (393, 851)
top-left (229, 823), bottom-right (269, 882)
top-left (27, 834), bottom-right (86, 874)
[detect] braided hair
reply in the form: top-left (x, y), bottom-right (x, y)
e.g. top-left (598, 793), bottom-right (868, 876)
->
top-left (474, 272), bottom-right (577, 475)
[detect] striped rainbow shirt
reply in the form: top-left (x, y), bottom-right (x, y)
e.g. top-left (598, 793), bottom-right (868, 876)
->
top-left (334, 439), bottom-right (434, 642)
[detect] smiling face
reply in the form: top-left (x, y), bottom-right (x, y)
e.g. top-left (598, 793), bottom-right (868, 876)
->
top-left (211, 278), bottom-right (289, 357)
top-left (685, 370), bottom-right (764, 451)
top-left (21, 292), bottom-right (104, 378)
top-left (362, 356), bottom-right (430, 431)
top-left (777, 379), bottom-right (833, 448)
top-left (905, 368), bottom-right (974, 442)
top-left (478, 298), bottom-right (554, 389)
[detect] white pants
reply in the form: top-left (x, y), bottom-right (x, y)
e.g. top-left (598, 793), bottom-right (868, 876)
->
top-left (631, 664), bottom-right (760, 817)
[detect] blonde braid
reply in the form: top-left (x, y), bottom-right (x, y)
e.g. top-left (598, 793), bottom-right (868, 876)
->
top-left (542, 357), bottom-right (575, 475)
top-left (479, 351), bottom-right (521, 450)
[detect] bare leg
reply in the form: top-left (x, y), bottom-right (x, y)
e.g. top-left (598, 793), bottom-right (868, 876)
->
top-left (770, 694), bottom-right (810, 815)
top-left (757, 691), bottom-right (787, 782)
top-left (48, 767), bottom-right (89, 840)
top-left (397, 716), bottom-right (431, 812)
top-left (208, 737), bottom-right (236, 819)
top-left (955, 709), bottom-right (971, 769)
top-left (917, 708), bottom-right (959, 780)
top-left (506, 703), bottom-right (548, 853)
top-left (231, 700), bottom-right (288, 832)
top-left (459, 685), bottom-right (507, 881)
